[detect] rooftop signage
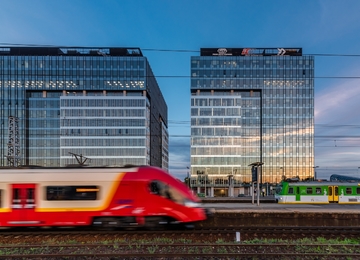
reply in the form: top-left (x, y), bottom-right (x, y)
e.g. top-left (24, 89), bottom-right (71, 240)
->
top-left (200, 48), bottom-right (302, 57)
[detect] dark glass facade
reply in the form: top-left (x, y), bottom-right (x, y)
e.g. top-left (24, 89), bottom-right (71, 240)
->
top-left (190, 48), bottom-right (314, 196)
top-left (0, 47), bottom-right (168, 169)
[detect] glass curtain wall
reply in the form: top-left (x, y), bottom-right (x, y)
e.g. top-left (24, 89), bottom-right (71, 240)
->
top-left (60, 95), bottom-right (149, 167)
top-left (0, 47), bottom-right (168, 169)
top-left (190, 52), bottom-right (314, 192)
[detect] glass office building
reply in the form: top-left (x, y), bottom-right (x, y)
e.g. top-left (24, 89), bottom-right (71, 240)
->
top-left (0, 46), bottom-right (168, 169)
top-left (190, 48), bottom-right (314, 197)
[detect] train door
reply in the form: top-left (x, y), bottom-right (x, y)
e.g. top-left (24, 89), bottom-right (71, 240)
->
top-left (10, 184), bottom-right (37, 224)
top-left (295, 187), bottom-right (300, 201)
top-left (328, 186), bottom-right (339, 203)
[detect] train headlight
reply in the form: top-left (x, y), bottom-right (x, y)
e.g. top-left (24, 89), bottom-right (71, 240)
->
top-left (184, 200), bottom-right (201, 208)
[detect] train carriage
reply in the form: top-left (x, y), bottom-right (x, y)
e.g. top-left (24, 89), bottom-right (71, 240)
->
top-left (275, 181), bottom-right (360, 204)
top-left (0, 166), bottom-right (207, 229)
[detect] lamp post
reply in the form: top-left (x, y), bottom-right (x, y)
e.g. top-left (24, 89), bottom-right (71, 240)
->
top-left (205, 167), bottom-right (210, 197)
top-left (313, 166), bottom-right (319, 180)
top-left (248, 162), bottom-right (264, 206)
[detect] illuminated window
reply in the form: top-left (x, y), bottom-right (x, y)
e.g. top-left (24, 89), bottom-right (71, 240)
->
top-left (46, 186), bottom-right (99, 200)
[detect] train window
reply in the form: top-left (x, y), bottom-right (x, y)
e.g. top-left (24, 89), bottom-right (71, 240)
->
top-left (296, 187), bottom-right (299, 194)
top-left (288, 187), bottom-right (294, 194)
top-left (27, 188), bottom-right (35, 203)
top-left (46, 186), bottom-right (99, 200)
top-left (329, 187), bottom-right (333, 196)
top-left (306, 187), bottom-right (312, 194)
top-left (13, 189), bottom-right (21, 204)
top-left (357, 188), bottom-right (360, 195)
top-left (346, 187), bottom-right (352, 195)
top-left (315, 187), bottom-right (321, 194)
top-left (275, 186), bottom-right (282, 194)
top-left (166, 186), bottom-right (186, 205)
top-left (149, 181), bottom-right (161, 195)
top-left (149, 181), bottom-right (173, 200)
top-left (148, 180), bottom-right (185, 205)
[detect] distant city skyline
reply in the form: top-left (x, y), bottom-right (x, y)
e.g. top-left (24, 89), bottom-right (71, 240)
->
top-left (1, 0), bottom-right (360, 180)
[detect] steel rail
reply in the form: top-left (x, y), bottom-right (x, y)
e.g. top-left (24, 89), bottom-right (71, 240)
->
top-left (1, 226), bottom-right (360, 242)
top-left (1, 226), bottom-right (360, 234)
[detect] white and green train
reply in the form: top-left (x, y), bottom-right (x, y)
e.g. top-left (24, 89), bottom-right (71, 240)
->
top-left (275, 181), bottom-right (360, 204)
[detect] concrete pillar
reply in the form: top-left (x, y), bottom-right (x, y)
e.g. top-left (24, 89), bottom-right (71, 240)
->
top-left (230, 186), bottom-right (234, 197)
top-left (211, 187), bottom-right (214, 197)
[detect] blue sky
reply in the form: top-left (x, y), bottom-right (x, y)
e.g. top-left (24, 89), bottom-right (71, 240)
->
top-left (1, 0), bottom-right (360, 180)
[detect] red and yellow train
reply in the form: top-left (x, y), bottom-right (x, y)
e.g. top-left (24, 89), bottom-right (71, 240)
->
top-left (0, 166), bottom-right (207, 229)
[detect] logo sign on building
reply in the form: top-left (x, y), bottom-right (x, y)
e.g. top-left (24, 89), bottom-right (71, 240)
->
top-left (200, 48), bottom-right (302, 57)
top-left (212, 48), bottom-right (232, 56)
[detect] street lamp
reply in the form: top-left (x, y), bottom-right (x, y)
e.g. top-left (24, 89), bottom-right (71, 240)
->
top-left (313, 166), bottom-right (319, 180)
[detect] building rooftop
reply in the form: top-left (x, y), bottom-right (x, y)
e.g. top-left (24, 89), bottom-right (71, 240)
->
top-left (0, 46), bottom-right (143, 57)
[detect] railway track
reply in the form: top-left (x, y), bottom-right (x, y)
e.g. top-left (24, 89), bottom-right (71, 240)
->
top-left (0, 243), bottom-right (359, 259)
top-left (2, 226), bottom-right (360, 234)
top-left (0, 226), bottom-right (360, 243)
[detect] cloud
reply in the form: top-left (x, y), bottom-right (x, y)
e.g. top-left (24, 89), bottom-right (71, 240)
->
top-left (315, 66), bottom-right (360, 177)
top-left (315, 79), bottom-right (360, 124)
